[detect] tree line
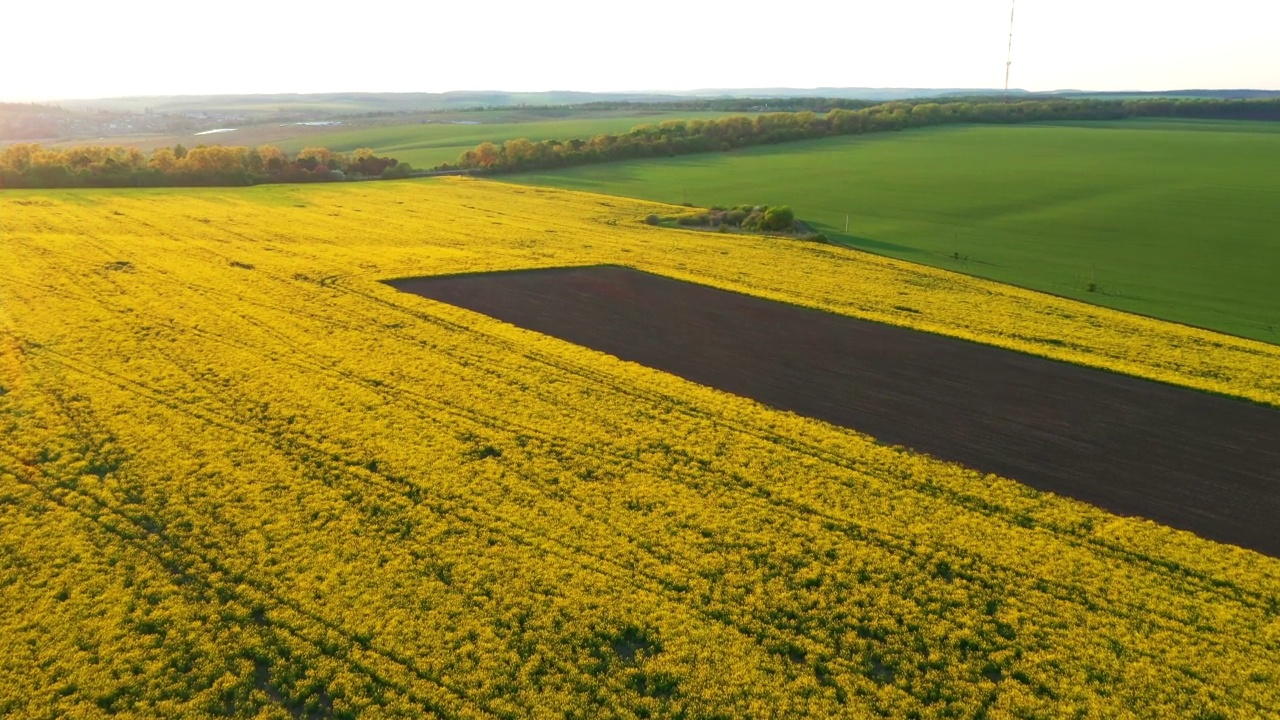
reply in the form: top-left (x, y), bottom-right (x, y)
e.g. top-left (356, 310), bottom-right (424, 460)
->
top-left (570, 97), bottom-right (881, 113)
top-left (0, 143), bottom-right (412, 188)
top-left (444, 98), bottom-right (1280, 174)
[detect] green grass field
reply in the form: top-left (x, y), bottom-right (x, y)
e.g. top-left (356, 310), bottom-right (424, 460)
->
top-left (276, 111), bottom-right (736, 169)
top-left (510, 119), bottom-right (1280, 343)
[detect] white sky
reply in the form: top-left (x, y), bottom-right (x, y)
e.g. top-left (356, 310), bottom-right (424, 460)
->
top-left (4, 0), bottom-right (1278, 102)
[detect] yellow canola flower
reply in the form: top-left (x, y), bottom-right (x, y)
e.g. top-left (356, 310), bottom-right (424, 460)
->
top-left (0, 178), bottom-right (1277, 719)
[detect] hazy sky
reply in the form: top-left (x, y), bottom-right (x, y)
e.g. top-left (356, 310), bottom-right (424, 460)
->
top-left (5, 0), bottom-right (1278, 101)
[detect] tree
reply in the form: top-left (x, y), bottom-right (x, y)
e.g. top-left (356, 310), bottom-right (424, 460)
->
top-left (295, 147), bottom-right (333, 170)
top-left (0, 143), bottom-right (37, 172)
top-left (148, 147), bottom-right (178, 172)
top-left (257, 146), bottom-right (287, 174)
top-left (472, 142), bottom-right (500, 168)
top-left (910, 103), bottom-right (943, 126)
top-left (502, 138), bottom-right (537, 167)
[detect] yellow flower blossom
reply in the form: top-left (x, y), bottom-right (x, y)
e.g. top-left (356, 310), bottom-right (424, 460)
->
top-left (0, 179), bottom-right (1277, 718)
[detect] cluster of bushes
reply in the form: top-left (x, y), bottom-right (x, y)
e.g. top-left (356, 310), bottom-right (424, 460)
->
top-left (648, 204), bottom-right (823, 241)
top-left (694, 204), bottom-right (796, 231)
top-left (444, 97), bottom-right (1280, 174)
top-left (0, 143), bottom-right (412, 188)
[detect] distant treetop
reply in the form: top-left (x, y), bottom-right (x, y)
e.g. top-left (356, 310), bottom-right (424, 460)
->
top-left (0, 144), bottom-right (411, 189)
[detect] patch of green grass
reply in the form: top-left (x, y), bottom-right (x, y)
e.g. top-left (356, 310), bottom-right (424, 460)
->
top-left (509, 120), bottom-right (1280, 343)
top-left (277, 112), bottom-right (737, 169)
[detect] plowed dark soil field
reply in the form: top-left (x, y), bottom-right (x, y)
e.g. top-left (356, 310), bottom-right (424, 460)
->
top-left (388, 266), bottom-right (1280, 556)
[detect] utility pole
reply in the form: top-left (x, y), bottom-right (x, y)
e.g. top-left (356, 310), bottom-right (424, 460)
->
top-left (1004, 0), bottom-right (1016, 101)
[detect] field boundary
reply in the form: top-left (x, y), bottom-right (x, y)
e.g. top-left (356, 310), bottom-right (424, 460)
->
top-left (391, 259), bottom-right (1280, 408)
top-left (485, 181), bottom-right (1280, 348)
top-left (388, 265), bottom-right (1280, 555)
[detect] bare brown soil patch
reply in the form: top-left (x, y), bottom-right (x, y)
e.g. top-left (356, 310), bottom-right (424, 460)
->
top-left (388, 266), bottom-right (1280, 556)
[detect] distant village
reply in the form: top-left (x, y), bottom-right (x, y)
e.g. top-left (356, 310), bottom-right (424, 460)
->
top-left (0, 104), bottom-right (350, 144)
top-left (0, 104), bottom-right (239, 142)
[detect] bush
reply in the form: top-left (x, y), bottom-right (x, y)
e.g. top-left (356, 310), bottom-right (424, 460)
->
top-left (382, 162), bottom-right (413, 179)
top-left (761, 206), bottom-right (795, 231)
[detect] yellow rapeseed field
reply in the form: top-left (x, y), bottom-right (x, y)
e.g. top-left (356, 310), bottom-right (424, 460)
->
top-left (1, 178), bottom-right (1278, 719)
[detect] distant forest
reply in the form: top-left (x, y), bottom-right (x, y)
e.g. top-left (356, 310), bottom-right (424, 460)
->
top-left (0, 144), bottom-right (411, 188)
top-left (445, 98), bottom-right (1280, 174)
top-left (537, 97), bottom-right (883, 113)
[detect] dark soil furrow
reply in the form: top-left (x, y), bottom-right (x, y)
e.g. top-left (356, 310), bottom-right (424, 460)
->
top-left (388, 265), bottom-right (1280, 556)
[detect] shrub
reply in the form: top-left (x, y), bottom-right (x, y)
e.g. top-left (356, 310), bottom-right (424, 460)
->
top-left (761, 206), bottom-right (795, 231)
top-left (382, 162), bottom-right (413, 179)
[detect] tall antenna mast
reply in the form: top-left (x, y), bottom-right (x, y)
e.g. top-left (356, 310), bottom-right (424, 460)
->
top-left (1004, 0), bottom-right (1016, 101)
